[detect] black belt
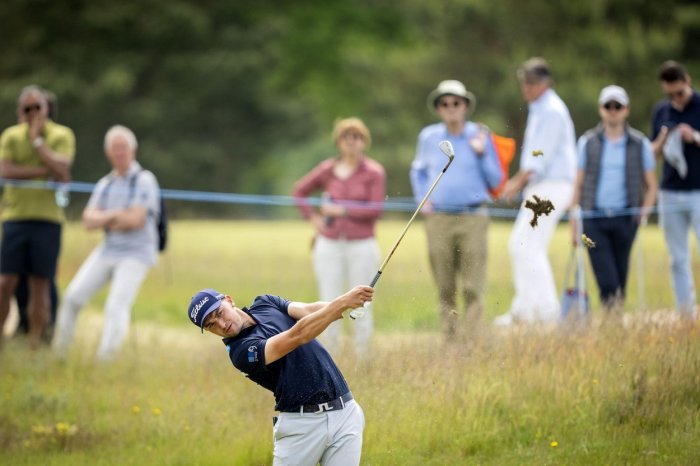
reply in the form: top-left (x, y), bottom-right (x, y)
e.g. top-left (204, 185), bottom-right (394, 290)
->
top-left (286, 392), bottom-right (353, 414)
top-left (434, 203), bottom-right (484, 214)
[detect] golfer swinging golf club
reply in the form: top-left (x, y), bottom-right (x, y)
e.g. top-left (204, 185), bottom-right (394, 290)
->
top-left (187, 284), bottom-right (372, 465)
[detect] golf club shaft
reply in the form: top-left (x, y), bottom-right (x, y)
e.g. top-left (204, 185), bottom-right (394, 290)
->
top-left (372, 160), bottom-right (453, 284)
top-left (350, 155), bottom-right (453, 319)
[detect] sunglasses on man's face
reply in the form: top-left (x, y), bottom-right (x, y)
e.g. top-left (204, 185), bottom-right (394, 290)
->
top-left (603, 102), bottom-right (624, 111)
top-left (438, 100), bottom-right (464, 109)
top-left (23, 104), bottom-right (42, 114)
top-left (666, 89), bottom-right (686, 100)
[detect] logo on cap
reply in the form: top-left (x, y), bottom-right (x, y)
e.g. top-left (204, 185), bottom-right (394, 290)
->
top-left (187, 288), bottom-right (224, 332)
top-left (190, 296), bottom-right (209, 321)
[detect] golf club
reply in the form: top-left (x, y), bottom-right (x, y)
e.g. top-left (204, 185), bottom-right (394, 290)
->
top-left (350, 140), bottom-right (455, 319)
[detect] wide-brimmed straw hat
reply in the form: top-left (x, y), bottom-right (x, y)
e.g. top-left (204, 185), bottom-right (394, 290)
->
top-left (426, 80), bottom-right (476, 113)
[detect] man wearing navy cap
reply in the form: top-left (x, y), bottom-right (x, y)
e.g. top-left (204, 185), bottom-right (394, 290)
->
top-left (187, 284), bottom-right (373, 465)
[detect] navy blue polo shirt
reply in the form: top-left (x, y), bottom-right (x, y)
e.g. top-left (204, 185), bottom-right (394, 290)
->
top-left (651, 90), bottom-right (700, 191)
top-left (223, 294), bottom-right (350, 412)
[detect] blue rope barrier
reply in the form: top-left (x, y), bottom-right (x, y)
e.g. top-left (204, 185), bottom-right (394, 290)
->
top-left (0, 177), bottom-right (684, 220)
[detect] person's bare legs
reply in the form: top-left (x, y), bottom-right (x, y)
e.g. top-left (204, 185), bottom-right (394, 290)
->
top-left (27, 276), bottom-right (50, 349)
top-left (0, 274), bottom-right (20, 347)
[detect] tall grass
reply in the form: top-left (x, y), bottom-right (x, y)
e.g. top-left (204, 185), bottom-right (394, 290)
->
top-left (1, 219), bottom-right (699, 465)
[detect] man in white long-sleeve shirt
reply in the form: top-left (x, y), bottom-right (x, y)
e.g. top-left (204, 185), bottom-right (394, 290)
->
top-left (495, 57), bottom-right (577, 325)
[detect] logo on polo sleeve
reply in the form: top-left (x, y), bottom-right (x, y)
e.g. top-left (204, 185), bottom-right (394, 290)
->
top-left (247, 346), bottom-right (259, 363)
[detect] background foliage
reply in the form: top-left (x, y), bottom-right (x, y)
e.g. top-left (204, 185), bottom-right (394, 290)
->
top-left (1, 0), bottom-right (699, 214)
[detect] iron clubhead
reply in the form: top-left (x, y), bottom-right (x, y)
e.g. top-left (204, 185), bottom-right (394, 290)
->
top-left (438, 140), bottom-right (455, 160)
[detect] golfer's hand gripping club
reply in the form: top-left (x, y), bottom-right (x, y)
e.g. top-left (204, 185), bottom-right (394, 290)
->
top-left (350, 140), bottom-right (455, 320)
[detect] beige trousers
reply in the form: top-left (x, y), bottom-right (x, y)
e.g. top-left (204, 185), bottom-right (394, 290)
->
top-left (425, 210), bottom-right (489, 337)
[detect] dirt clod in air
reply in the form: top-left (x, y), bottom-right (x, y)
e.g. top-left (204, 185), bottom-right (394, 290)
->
top-left (524, 195), bottom-right (555, 228)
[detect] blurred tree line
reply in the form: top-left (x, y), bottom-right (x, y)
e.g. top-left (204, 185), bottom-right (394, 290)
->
top-left (1, 0), bottom-right (698, 217)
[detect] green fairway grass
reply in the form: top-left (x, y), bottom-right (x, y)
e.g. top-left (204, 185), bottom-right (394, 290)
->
top-left (1, 219), bottom-right (698, 465)
top-left (57, 218), bottom-right (682, 331)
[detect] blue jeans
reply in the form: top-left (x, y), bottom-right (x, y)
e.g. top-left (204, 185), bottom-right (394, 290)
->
top-left (659, 190), bottom-right (700, 315)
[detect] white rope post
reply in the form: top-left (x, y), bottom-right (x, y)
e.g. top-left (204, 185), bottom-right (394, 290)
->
top-left (573, 206), bottom-right (587, 317)
top-left (635, 216), bottom-right (647, 310)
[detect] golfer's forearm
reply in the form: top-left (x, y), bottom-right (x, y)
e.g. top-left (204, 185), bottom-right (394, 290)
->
top-left (290, 307), bottom-right (344, 344)
top-left (288, 301), bottom-right (331, 319)
top-left (305, 301), bottom-right (331, 314)
top-left (293, 294), bottom-right (358, 339)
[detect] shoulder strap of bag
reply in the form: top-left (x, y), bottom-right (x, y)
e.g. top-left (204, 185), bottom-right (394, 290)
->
top-left (127, 169), bottom-right (142, 207)
top-left (98, 174), bottom-right (117, 209)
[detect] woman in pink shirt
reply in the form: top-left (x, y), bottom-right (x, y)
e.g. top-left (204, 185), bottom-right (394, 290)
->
top-left (293, 118), bottom-right (386, 357)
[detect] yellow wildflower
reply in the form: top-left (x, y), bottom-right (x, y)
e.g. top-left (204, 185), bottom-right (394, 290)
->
top-left (55, 422), bottom-right (78, 437)
top-left (32, 425), bottom-right (50, 435)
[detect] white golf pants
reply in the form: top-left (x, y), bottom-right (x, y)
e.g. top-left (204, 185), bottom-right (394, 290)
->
top-left (312, 235), bottom-right (379, 357)
top-left (508, 179), bottom-right (574, 322)
top-left (273, 400), bottom-right (364, 466)
top-left (52, 248), bottom-right (150, 359)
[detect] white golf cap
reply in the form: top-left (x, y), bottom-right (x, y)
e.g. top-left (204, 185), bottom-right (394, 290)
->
top-left (598, 85), bottom-right (629, 106)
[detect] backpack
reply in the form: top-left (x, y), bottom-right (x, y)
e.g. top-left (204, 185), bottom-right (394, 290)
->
top-left (128, 171), bottom-right (168, 252)
top-left (156, 196), bottom-right (168, 252)
top-left (489, 133), bottom-right (516, 197)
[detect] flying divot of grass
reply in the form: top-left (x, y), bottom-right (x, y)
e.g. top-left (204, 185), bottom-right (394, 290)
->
top-left (524, 195), bottom-right (555, 228)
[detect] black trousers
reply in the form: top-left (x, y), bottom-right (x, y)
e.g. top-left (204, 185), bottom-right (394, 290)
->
top-left (583, 215), bottom-right (639, 304)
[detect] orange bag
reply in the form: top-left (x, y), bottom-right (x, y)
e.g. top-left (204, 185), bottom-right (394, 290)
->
top-left (489, 133), bottom-right (516, 197)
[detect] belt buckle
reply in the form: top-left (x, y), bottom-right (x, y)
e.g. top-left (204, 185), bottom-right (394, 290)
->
top-left (301, 394), bottom-right (349, 414)
top-left (303, 401), bottom-right (335, 414)
top-left (315, 402), bottom-right (334, 413)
